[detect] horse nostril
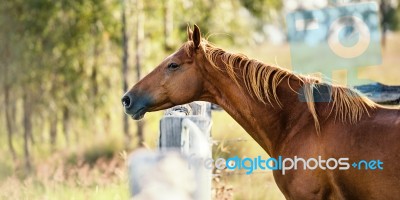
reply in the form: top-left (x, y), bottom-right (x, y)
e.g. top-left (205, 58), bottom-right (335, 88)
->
top-left (122, 95), bottom-right (132, 109)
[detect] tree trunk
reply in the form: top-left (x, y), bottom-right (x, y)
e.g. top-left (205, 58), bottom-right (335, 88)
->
top-left (10, 99), bottom-right (17, 134)
top-left (135, 0), bottom-right (145, 147)
top-left (23, 93), bottom-right (32, 172)
top-left (163, 0), bottom-right (173, 51)
top-left (29, 116), bottom-right (35, 146)
top-left (380, 0), bottom-right (389, 49)
top-left (92, 43), bottom-right (99, 98)
top-left (62, 106), bottom-right (70, 145)
top-left (1, 33), bottom-right (17, 160)
top-left (4, 84), bottom-right (16, 160)
top-left (122, 0), bottom-right (132, 148)
top-left (91, 39), bottom-right (101, 136)
top-left (38, 113), bottom-right (46, 143)
top-left (50, 111), bottom-right (58, 150)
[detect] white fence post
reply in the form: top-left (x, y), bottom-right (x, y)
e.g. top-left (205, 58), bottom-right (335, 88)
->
top-left (159, 101), bottom-right (212, 200)
top-left (128, 101), bottom-right (212, 200)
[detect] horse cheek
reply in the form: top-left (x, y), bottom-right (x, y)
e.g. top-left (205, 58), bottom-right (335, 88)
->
top-left (168, 76), bottom-right (202, 104)
top-left (183, 76), bottom-right (203, 100)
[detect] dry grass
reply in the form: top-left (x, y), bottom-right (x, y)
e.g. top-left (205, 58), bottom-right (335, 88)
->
top-left (0, 140), bottom-right (129, 200)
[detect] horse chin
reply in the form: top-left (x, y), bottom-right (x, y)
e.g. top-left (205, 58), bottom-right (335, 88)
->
top-left (131, 107), bottom-right (147, 120)
top-left (131, 113), bottom-right (145, 120)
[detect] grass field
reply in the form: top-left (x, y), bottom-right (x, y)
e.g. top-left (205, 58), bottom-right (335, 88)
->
top-left (0, 33), bottom-right (399, 200)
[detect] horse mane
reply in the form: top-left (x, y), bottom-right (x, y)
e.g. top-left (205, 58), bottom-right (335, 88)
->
top-left (183, 39), bottom-right (377, 132)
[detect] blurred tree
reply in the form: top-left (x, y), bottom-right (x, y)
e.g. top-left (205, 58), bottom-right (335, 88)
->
top-left (239, 0), bottom-right (283, 31)
top-left (0, 0), bottom-right (121, 170)
top-left (23, 93), bottom-right (33, 172)
top-left (0, 0), bottom-right (291, 174)
top-left (163, 0), bottom-right (174, 51)
top-left (239, 0), bottom-right (282, 19)
top-left (0, 3), bottom-right (18, 160)
top-left (380, 0), bottom-right (399, 47)
top-left (135, 0), bottom-right (145, 147)
top-left (122, 0), bottom-right (132, 148)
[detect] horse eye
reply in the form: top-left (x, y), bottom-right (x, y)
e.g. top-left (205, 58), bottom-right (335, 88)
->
top-left (167, 63), bottom-right (180, 70)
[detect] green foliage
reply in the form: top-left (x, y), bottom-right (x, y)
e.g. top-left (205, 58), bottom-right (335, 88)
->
top-left (388, 4), bottom-right (400, 31)
top-left (239, 0), bottom-right (282, 19)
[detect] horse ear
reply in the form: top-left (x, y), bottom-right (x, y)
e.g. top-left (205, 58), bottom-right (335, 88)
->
top-left (187, 24), bottom-right (193, 40)
top-left (192, 24), bottom-right (201, 49)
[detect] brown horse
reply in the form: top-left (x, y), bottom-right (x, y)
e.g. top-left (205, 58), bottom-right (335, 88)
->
top-left (122, 25), bottom-right (400, 199)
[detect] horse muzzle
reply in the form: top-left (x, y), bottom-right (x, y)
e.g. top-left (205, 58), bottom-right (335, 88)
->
top-left (121, 92), bottom-right (151, 120)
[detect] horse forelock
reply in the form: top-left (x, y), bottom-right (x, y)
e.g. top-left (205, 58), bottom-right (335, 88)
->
top-left (182, 39), bottom-right (377, 132)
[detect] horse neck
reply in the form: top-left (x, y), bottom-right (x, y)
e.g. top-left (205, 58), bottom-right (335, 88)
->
top-left (200, 54), bottom-right (311, 156)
